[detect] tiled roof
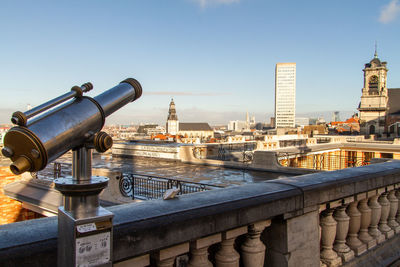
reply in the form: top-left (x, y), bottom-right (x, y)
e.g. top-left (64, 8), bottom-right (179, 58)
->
top-left (345, 117), bottom-right (359, 123)
top-left (179, 123), bottom-right (212, 131)
top-left (388, 88), bottom-right (400, 115)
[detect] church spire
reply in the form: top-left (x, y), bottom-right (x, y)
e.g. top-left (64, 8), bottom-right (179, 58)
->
top-left (374, 41), bottom-right (378, 59)
top-left (167, 98), bottom-right (178, 120)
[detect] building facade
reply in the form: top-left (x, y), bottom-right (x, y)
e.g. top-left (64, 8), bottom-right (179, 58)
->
top-left (358, 51), bottom-right (388, 135)
top-left (358, 50), bottom-right (400, 136)
top-left (275, 63), bottom-right (296, 128)
top-left (165, 99), bottom-right (213, 140)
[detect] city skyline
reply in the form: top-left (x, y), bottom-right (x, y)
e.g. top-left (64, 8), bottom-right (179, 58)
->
top-left (0, 0), bottom-right (399, 125)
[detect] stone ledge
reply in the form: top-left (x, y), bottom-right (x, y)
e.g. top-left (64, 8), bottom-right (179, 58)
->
top-left (0, 161), bottom-right (399, 265)
top-left (265, 160), bottom-right (400, 209)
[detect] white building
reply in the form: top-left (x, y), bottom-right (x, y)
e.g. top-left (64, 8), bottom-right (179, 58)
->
top-left (275, 63), bottom-right (296, 128)
top-left (228, 120), bottom-right (248, 132)
top-left (295, 117), bottom-right (309, 127)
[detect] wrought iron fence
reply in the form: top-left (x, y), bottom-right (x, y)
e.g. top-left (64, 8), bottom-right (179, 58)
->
top-left (36, 162), bottom-right (221, 200)
top-left (216, 143), bottom-right (256, 162)
top-left (277, 153), bottom-right (371, 171)
top-left (118, 173), bottom-right (222, 200)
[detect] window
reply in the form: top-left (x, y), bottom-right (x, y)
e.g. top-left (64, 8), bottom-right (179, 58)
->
top-left (368, 76), bottom-right (379, 95)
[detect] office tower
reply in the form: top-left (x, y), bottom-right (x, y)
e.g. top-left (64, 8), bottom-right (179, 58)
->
top-left (275, 63), bottom-right (296, 128)
top-left (332, 111), bottom-right (340, 122)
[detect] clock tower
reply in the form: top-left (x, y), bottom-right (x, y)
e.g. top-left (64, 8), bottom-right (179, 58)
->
top-left (358, 49), bottom-right (388, 135)
top-left (166, 99), bottom-right (179, 135)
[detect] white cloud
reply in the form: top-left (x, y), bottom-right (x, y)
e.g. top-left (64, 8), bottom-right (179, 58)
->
top-left (191, 0), bottom-right (240, 9)
top-left (379, 0), bottom-right (400, 24)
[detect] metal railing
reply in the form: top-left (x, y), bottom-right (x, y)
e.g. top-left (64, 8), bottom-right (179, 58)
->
top-left (118, 173), bottom-right (222, 200)
top-left (36, 162), bottom-right (222, 200)
top-left (278, 153), bottom-right (371, 171)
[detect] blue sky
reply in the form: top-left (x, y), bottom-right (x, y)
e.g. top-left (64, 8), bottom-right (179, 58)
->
top-left (0, 0), bottom-right (399, 125)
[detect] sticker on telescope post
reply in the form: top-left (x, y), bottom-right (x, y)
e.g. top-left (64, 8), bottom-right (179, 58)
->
top-left (77, 223), bottom-right (97, 233)
top-left (76, 231), bottom-right (110, 267)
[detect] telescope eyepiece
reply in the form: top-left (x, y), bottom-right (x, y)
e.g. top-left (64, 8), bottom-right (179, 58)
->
top-left (11, 111), bottom-right (27, 126)
top-left (10, 156), bottom-right (32, 175)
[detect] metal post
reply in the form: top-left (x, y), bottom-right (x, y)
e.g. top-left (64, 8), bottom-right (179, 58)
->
top-left (55, 146), bottom-right (113, 267)
top-left (72, 147), bottom-right (92, 181)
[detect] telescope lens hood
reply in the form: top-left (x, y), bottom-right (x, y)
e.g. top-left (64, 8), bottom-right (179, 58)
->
top-left (120, 78), bottom-right (142, 101)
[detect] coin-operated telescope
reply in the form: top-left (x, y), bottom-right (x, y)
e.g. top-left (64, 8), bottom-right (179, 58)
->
top-left (2, 78), bottom-right (142, 267)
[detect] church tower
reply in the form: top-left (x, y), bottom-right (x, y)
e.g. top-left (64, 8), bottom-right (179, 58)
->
top-left (166, 99), bottom-right (179, 135)
top-left (358, 48), bottom-right (388, 135)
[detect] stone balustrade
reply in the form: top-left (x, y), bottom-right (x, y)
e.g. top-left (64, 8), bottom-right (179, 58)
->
top-left (1, 161), bottom-right (400, 266)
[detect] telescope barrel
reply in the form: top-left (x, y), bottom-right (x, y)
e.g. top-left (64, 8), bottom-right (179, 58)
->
top-left (94, 78), bottom-right (142, 117)
top-left (2, 78), bottom-right (142, 175)
top-left (12, 83), bottom-right (93, 126)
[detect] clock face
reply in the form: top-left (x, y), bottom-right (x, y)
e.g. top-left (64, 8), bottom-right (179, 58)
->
top-left (369, 75), bottom-right (378, 83)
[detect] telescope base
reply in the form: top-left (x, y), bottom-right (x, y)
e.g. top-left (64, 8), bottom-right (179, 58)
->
top-left (58, 206), bottom-right (113, 267)
top-left (55, 176), bottom-right (113, 267)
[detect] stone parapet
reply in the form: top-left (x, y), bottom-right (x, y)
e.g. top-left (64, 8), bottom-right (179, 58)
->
top-left (1, 161), bottom-right (400, 266)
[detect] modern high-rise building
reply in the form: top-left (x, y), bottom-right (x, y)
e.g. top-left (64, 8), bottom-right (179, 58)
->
top-left (275, 63), bottom-right (296, 128)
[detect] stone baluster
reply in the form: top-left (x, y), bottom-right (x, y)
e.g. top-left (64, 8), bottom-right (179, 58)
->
top-left (241, 220), bottom-right (271, 267)
top-left (320, 208), bottom-right (342, 266)
top-left (346, 199), bottom-right (367, 256)
top-left (368, 191), bottom-right (385, 244)
top-left (378, 191), bottom-right (395, 239)
top-left (153, 243), bottom-right (189, 267)
top-left (333, 204), bottom-right (354, 263)
top-left (188, 234), bottom-right (221, 267)
top-left (358, 194), bottom-right (376, 250)
top-left (215, 226), bottom-right (247, 267)
top-left (387, 188), bottom-right (400, 234)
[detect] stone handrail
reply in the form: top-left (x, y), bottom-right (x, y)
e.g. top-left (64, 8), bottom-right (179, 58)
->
top-left (1, 160), bottom-right (400, 266)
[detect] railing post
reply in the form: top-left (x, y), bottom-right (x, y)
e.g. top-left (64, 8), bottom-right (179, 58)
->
top-left (387, 188), bottom-right (400, 233)
top-left (215, 227), bottom-right (247, 267)
top-left (320, 209), bottom-right (342, 266)
top-left (131, 175), bottom-right (135, 200)
top-left (368, 191), bottom-right (385, 244)
top-left (241, 220), bottom-right (271, 267)
top-left (378, 191), bottom-right (394, 239)
top-left (188, 234), bottom-right (221, 267)
top-left (346, 198), bottom-right (367, 256)
top-left (396, 189), bottom-right (400, 223)
top-left (358, 196), bottom-right (376, 249)
top-left (333, 204), bottom-right (354, 262)
top-left (266, 210), bottom-right (320, 267)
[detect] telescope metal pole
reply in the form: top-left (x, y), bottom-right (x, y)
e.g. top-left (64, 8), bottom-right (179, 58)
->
top-left (72, 147), bottom-right (92, 181)
top-left (56, 146), bottom-right (113, 267)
